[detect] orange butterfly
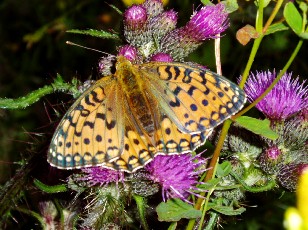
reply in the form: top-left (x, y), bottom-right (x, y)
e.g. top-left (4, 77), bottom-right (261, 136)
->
top-left (48, 56), bottom-right (246, 172)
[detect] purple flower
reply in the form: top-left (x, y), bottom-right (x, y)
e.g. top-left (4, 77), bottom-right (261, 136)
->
top-left (118, 45), bottom-right (138, 62)
top-left (150, 52), bottom-right (173, 62)
top-left (259, 145), bottom-right (284, 174)
top-left (186, 4), bottom-right (229, 40)
top-left (98, 55), bottom-right (116, 76)
top-left (145, 154), bottom-right (207, 202)
top-left (160, 4), bottom-right (229, 60)
top-left (142, 0), bottom-right (164, 18)
top-left (148, 10), bottom-right (178, 41)
top-left (277, 163), bottom-right (308, 191)
top-left (123, 5), bottom-right (150, 46)
top-left (265, 146), bottom-right (282, 160)
top-left (78, 167), bottom-right (124, 187)
top-left (244, 70), bottom-right (308, 120)
top-left (124, 5), bottom-right (148, 30)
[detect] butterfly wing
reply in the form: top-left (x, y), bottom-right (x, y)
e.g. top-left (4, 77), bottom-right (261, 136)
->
top-left (48, 76), bottom-right (125, 169)
top-left (139, 62), bottom-right (246, 133)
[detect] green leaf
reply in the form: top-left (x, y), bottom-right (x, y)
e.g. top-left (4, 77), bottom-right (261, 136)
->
top-left (198, 178), bottom-right (220, 190)
top-left (265, 22), bottom-right (289, 35)
top-left (67, 29), bottom-right (120, 40)
top-left (284, 2), bottom-right (303, 34)
top-left (201, 0), bottom-right (214, 6)
top-left (211, 205), bottom-right (246, 216)
top-left (156, 199), bottom-right (202, 222)
top-left (235, 116), bottom-right (278, 140)
top-left (216, 161), bottom-right (232, 178)
top-left (34, 179), bottom-right (67, 193)
top-left (221, 0), bottom-right (239, 13)
top-left (298, 32), bottom-right (308, 39)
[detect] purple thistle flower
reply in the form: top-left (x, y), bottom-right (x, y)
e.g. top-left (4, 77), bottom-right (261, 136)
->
top-left (145, 154), bottom-right (207, 202)
top-left (265, 146), bottom-right (282, 160)
top-left (78, 167), bottom-right (124, 187)
top-left (259, 145), bottom-right (284, 174)
top-left (186, 4), bottom-right (229, 40)
top-left (98, 55), bottom-right (116, 76)
top-left (277, 163), bottom-right (308, 191)
top-left (124, 5), bottom-right (148, 30)
top-left (142, 0), bottom-right (164, 18)
top-left (148, 10), bottom-right (178, 41)
top-left (123, 5), bottom-right (150, 46)
top-left (160, 4), bottom-right (229, 60)
top-left (150, 52), bottom-right (173, 62)
top-left (244, 70), bottom-right (308, 120)
top-left (118, 45), bottom-right (138, 62)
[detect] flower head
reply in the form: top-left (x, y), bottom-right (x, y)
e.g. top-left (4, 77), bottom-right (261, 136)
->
top-left (98, 55), bottom-right (116, 76)
top-left (244, 70), bottom-right (308, 120)
top-left (142, 0), bottom-right (164, 18)
top-left (124, 5), bottom-right (148, 30)
top-left (123, 5), bottom-right (149, 46)
top-left (118, 44), bottom-right (138, 62)
top-left (160, 3), bottom-right (229, 60)
top-left (150, 52), bottom-right (173, 62)
top-left (259, 145), bottom-right (284, 174)
top-left (148, 10), bottom-right (178, 41)
top-left (277, 163), bottom-right (308, 191)
top-left (78, 167), bottom-right (124, 187)
top-left (145, 154), bottom-right (206, 202)
top-left (186, 4), bottom-right (229, 40)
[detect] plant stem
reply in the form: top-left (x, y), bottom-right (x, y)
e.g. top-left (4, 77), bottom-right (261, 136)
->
top-left (133, 194), bottom-right (149, 230)
top-left (0, 74), bottom-right (79, 109)
top-left (15, 207), bottom-right (46, 229)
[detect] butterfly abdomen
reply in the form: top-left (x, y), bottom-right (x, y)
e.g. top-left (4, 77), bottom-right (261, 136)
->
top-left (116, 58), bottom-right (155, 135)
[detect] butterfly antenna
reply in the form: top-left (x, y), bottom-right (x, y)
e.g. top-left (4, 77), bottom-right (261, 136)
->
top-left (66, 41), bottom-right (113, 56)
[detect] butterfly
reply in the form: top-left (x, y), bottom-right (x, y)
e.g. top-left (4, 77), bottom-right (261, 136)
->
top-left (48, 56), bottom-right (246, 172)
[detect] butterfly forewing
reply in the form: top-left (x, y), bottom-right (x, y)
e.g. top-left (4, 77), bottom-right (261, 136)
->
top-left (48, 76), bottom-right (125, 169)
top-left (48, 56), bottom-right (246, 172)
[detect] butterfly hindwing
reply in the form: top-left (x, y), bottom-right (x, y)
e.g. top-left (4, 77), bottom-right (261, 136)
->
top-left (139, 62), bottom-right (246, 133)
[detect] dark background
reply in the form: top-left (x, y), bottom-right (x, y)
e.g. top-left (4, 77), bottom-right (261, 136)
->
top-left (0, 0), bottom-right (305, 228)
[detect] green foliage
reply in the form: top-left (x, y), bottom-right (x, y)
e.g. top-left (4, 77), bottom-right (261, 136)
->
top-left (156, 199), bottom-right (202, 222)
top-left (67, 29), bottom-right (121, 40)
top-left (236, 116), bottom-right (279, 140)
top-left (284, 2), bottom-right (303, 35)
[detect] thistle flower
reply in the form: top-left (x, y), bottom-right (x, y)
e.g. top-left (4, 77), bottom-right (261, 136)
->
top-left (259, 145), bottom-right (284, 174)
top-left (258, 118), bottom-right (308, 177)
top-left (244, 70), bottom-right (308, 120)
top-left (118, 44), bottom-right (138, 62)
top-left (142, 0), bottom-right (164, 18)
top-left (187, 4), bottom-right (229, 40)
top-left (277, 163), bottom-right (308, 191)
top-left (78, 167), bottom-right (124, 187)
top-left (98, 55), bottom-right (116, 76)
top-left (148, 10), bottom-right (178, 41)
top-left (160, 3), bottom-right (229, 60)
top-left (150, 52), bottom-right (173, 62)
top-left (145, 154), bottom-right (207, 202)
top-left (123, 5), bottom-right (149, 46)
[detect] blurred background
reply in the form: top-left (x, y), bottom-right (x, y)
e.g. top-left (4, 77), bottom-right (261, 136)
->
top-left (0, 0), bottom-right (306, 228)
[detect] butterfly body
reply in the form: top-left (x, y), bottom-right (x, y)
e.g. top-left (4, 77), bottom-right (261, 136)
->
top-left (48, 56), bottom-right (246, 172)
